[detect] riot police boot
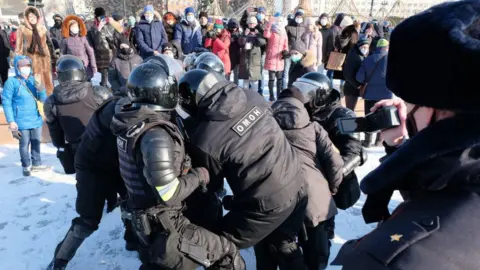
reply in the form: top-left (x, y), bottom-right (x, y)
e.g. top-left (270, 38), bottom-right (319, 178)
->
top-left (50, 221), bottom-right (94, 268)
top-left (124, 220), bottom-right (139, 251)
top-left (362, 133), bottom-right (375, 148)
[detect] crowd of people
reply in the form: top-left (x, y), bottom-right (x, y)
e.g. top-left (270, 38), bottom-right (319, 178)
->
top-left (2, 1), bottom-right (480, 270)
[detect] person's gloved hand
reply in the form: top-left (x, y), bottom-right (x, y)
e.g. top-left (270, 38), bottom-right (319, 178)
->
top-left (11, 130), bottom-right (21, 140)
top-left (207, 30), bottom-right (217, 39)
top-left (281, 50), bottom-right (291, 59)
top-left (189, 167), bottom-right (210, 186)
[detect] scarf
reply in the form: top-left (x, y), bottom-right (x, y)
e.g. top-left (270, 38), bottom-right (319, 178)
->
top-left (27, 24), bottom-right (45, 56)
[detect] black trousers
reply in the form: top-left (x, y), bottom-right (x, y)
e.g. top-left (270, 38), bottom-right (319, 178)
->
top-left (299, 221), bottom-right (331, 270)
top-left (268, 71), bottom-right (283, 101)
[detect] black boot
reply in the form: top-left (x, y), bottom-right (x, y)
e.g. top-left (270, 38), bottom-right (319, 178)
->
top-left (362, 133), bottom-right (375, 148)
top-left (268, 80), bottom-right (275, 101)
top-left (276, 78), bottom-right (283, 100)
top-left (124, 220), bottom-right (139, 251)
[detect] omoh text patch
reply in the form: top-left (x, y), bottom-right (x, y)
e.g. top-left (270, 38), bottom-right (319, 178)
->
top-left (232, 106), bottom-right (264, 136)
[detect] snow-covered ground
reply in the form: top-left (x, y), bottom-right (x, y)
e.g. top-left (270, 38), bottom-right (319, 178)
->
top-left (0, 143), bottom-right (403, 270)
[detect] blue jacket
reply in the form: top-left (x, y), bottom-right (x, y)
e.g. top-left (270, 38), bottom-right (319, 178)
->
top-left (2, 55), bottom-right (47, 130)
top-left (174, 19), bottom-right (202, 54)
top-left (135, 18), bottom-right (168, 58)
top-left (356, 48), bottom-right (393, 101)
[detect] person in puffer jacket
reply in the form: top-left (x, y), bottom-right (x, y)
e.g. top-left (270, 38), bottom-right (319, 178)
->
top-left (174, 7), bottom-right (203, 55)
top-left (135, 5), bottom-right (168, 59)
top-left (108, 36), bottom-right (143, 96)
top-left (61, 15), bottom-right (97, 80)
top-left (2, 56), bottom-right (49, 176)
top-left (304, 18), bottom-right (322, 71)
top-left (272, 86), bottom-right (344, 270)
top-left (204, 19), bottom-right (231, 78)
top-left (263, 17), bottom-right (288, 101)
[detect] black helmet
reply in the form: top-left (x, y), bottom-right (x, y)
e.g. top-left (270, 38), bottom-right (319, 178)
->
top-left (126, 62), bottom-right (178, 111)
top-left (56, 55), bottom-right (86, 84)
top-left (143, 54), bottom-right (185, 84)
top-left (193, 52), bottom-right (225, 75)
top-left (293, 72), bottom-right (337, 109)
top-left (178, 69), bottom-right (226, 116)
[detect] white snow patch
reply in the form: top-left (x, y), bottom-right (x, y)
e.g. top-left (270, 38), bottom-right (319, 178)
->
top-left (0, 142), bottom-right (397, 269)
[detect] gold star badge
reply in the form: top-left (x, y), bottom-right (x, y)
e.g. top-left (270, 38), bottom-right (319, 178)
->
top-left (390, 234), bottom-right (403, 242)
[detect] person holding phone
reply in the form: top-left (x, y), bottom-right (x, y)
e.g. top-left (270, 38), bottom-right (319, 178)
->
top-left (2, 56), bottom-right (49, 176)
top-left (333, 2), bottom-right (480, 269)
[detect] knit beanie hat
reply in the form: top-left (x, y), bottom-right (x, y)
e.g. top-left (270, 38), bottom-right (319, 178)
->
top-left (214, 19), bottom-right (224, 29)
top-left (387, 0), bottom-right (480, 112)
top-left (376, 38), bottom-right (389, 48)
top-left (144, 5), bottom-right (154, 13)
top-left (295, 11), bottom-right (304, 18)
top-left (112, 13), bottom-right (123, 22)
top-left (185, 7), bottom-right (195, 16)
top-left (94, 7), bottom-right (106, 18)
top-left (258, 7), bottom-right (267, 14)
top-left (340, 15), bottom-right (354, 29)
top-left (118, 36), bottom-right (129, 47)
top-left (199, 11), bottom-right (208, 19)
top-left (291, 42), bottom-right (306, 55)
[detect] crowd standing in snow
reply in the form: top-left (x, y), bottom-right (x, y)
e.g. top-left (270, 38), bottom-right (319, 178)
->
top-left (1, 1), bottom-right (480, 269)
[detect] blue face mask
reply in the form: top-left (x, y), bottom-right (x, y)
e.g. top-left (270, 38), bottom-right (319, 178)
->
top-left (187, 15), bottom-right (195, 22)
top-left (257, 14), bottom-right (265, 21)
top-left (291, 54), bottom-right (302, 63)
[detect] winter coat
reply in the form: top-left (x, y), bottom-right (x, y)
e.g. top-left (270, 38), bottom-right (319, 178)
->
top-left (319, 26), bottom-right (332, 64)
top-left (256, 20), bottom-right (268, 54)
top-left (1, 56), bottom-right (47, 130)
top-left (229, 31), bottom-right (242, 67)
top-left (43, 81), bottom-right (110, 147)
top-left (333, 25), bottom-right (359, 79)
top-left (187, 81), bottom-right (304, 247)
top-left (288, 50), bottom-right (316, 87)
top-left (108, 50), bottom-right (143, 96)
top-left (333, 114), bottom-right (480, 270)
top-left (205, 30), bottom-right (231, 74)
top-left (60, 15), bottom-right (97, 78)
top-left (9, 30), bottom-right (16, 51)
top-left (50, 25), bottom-right (62, 45)
top-left (174, 19), bottom-right (202, 55)
top-left (135, 18), bottom-right (168, 59)
top-left (343, 46), bottom-right (366, 97)
top-left (126, 27), bottom-right (138, 52)
top-left (237, 31), bottom-right (266, 80)
top-left (356, 48), bottom-right (392, 101)
top-left (87, 19), bottom-right (123, 69)
top-left (286, 20), bottom-right (306, 51)
top-left (201, 24), bottom-right (209, 46)
top-left (303, 30), bottom-right (322, 67)
top-left (0, 29), bottom-right (10, 71)
top-left (272, 95), bottom-right (343, 226)
top-left (163, 22), bottom-right (176, 42)
top-left (263, 23), bottom-right (288, 72)
top-left (16, 7), bottom-right (53, 95)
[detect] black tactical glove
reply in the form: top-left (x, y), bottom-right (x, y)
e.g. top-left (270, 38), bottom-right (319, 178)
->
top-left (189, 167), bottom-right (210, 186)
top-left (281, 50), bottom-right (291, 59)
top-left (207, 30), bottom-right (217, 39)
top-left (11, 130), bottom-right (22, 140)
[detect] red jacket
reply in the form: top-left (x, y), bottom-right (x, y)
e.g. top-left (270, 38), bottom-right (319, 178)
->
top-left (9, 30), bottom-right (16, 51)
top-left (205, 30), bottom-right (231, 74)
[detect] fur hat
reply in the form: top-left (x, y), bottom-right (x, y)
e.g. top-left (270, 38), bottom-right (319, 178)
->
top-left (387, 0), bottom-right (480, 112)
top-left (94, 7), bottom-right (106, 18)
top-left (62, 15), bottom-right (87, 38)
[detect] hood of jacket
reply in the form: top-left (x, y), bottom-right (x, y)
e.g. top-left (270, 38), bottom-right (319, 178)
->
top-left (110, 105), bottom-right (170, 136)
top-left (272, 96), bottom-right (310, 130)
top-left (333, 13), bottom-right (345, 27)
top-left (198, 81), bottom-right (247, 121)
top-left (24, 7), bottom-right (43, 30)
top-left (62, 15), bottom-right (87, 38)
top-left (13, 55), bottom-right (33, 78)
top-left (53, 81), bottom-right (91, 104)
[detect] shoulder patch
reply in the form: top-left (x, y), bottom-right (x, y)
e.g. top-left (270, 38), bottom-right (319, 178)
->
top-left (117, 136), bottom-right (127, 153)
top-left (232, 106), bottom-right (264, 136)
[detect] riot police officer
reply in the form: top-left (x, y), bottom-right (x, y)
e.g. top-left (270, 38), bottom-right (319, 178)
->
top-left (48, 94), bottom-right (132, 270)
top-left (295, 72), bottom-right (367, 237)
top-left (110, 60), bottom-right (245, 270)
top-left (43, 55), bottom-right (112, 174)
top-left (178, 69), bottom-right (307, 269)
top-left (193, 52), bottom-right (225, 75)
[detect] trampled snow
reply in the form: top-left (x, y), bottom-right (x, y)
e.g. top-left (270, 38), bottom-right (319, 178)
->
top-left (0, 143), bottom-right (403, 270)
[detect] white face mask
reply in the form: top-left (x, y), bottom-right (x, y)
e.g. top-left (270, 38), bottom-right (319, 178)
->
top-left (295, 17), bottom-right (303, 24)
top-left (360, 47), bottom-right (369, 56)
top-left (164, 52), bottom-right (174, 58)
top-left (186, 15), bottom-right (195, 22)
top-left (19, 67), bottom-right (31, 76)
top-left (320, 18), bottom-right (327, 26)
top-left (145, 15), bottom-right (153, 23)
top-left (70, 26), bottom-right (79, 34)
